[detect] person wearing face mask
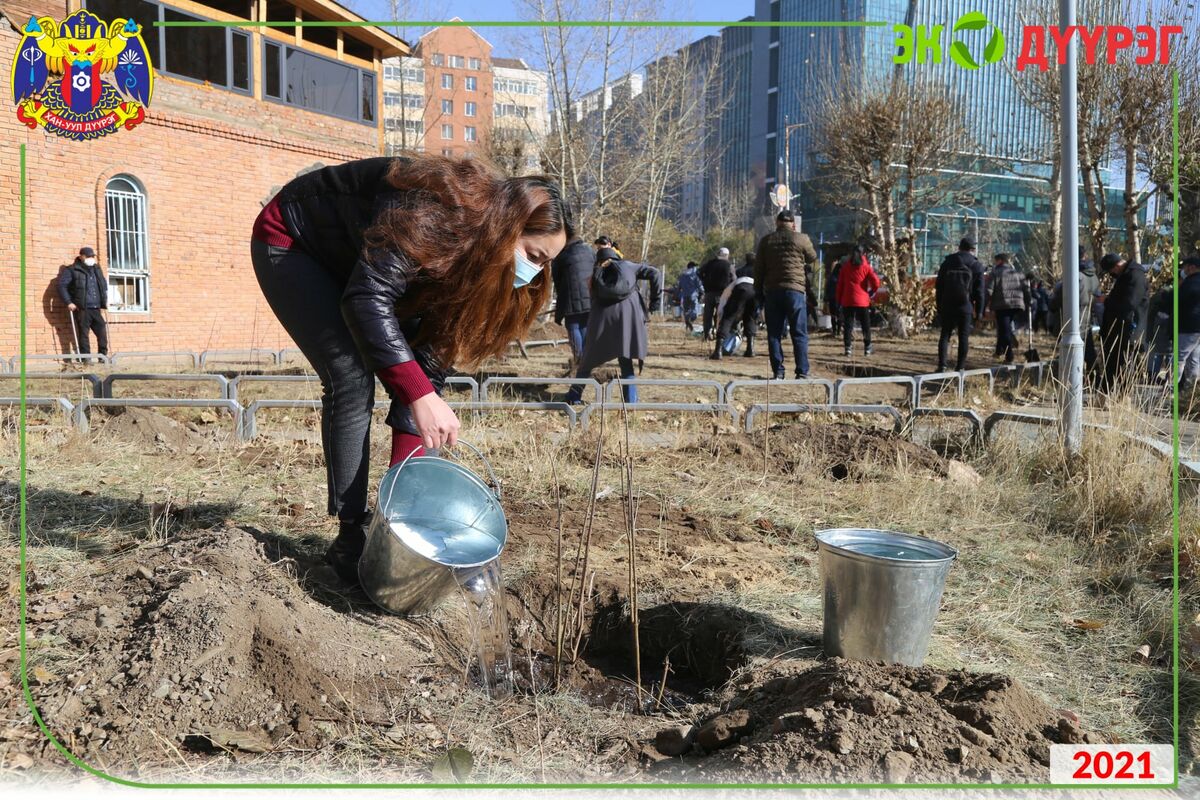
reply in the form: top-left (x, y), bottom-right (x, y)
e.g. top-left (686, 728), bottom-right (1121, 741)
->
top-left (252, 155), bottom-right (573, 583)
top-left (57, 246), bottom-right (109, 357)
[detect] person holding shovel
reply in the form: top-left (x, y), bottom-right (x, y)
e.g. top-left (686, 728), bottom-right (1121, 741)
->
top-left (57, 246), bottom-right (109, 357)
top-left (251, 156), bottom-right (573, 583)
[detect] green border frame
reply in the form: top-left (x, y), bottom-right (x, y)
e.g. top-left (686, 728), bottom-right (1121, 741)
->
top-left (13, 15), bottom-right (1184, 791)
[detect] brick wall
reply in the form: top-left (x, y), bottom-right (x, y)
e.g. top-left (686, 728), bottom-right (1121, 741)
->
top-left (417, 26), bottom-right (493, 158)
top-left (0, 0), bottom-right (383, 359)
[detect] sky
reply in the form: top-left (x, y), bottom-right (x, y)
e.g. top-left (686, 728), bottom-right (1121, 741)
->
top-left (346, 0), bottom-right (755, 89)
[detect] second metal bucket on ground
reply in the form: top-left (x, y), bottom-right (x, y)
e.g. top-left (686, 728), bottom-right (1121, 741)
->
top-left (815, 528), bottom-right (957, 667)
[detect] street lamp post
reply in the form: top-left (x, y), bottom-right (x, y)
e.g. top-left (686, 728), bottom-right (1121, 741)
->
top-left (782, 120), bottom-right (808, 224)
top-left (1059, 0), bottom-right (1084, 453)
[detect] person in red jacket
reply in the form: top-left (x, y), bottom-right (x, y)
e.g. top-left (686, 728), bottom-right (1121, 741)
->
top-left (835, 246), bottom-right (881, 357)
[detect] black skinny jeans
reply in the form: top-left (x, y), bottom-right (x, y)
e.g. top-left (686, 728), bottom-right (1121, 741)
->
top-left (938, 308), bottom-right (973, 370)
top-left (251, 240), bottom-right (405, 524)
top-left (994, 308), bottom-right (1022, 362)
top-left (841, 306), bottom-right (870, 351)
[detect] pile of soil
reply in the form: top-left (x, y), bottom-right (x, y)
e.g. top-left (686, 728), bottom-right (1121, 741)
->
top-left (646, 657), bottom-right (1103, 783)
top-left (696, 422), bottom-right (949, 481)
top-left (94, 407), bottom-right (207, 454)
top-left (20, 528), bottom-right (458, 768)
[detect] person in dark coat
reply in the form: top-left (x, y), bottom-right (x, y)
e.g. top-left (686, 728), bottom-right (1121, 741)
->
top-left (934, 237), bottom-right (986, 371)
top-left (57, 246), bottom-right (109, 356)
top-left (676, 261), bottom-right (702, 331)
top-left (565, 247), bottom-right (662, 404)
top-left (551, 237), bottom-right (593, 362)
top-left (1152, 256), bottom-right (1200, 386)
top-left (835, 246), bottom-right (880, 357)
top-left (1030, 280), bottom-right (1051, 332)
top-left (737, 252), bottom-right (756, 279)
top-left (1098, 252), bottom-right (1149, 393)
top-left (824, 258), bottom-right (842, 337)
top-left (699, 248), bottom-right (736, 340)
top-left (754, 209), bottom-right (818, 378)
top-left (251, 155), bottom-right (573, 583)
top-left (987, 253), bottom-right (1030, 364)
top-left (710, 276), bottom-right (758, 359)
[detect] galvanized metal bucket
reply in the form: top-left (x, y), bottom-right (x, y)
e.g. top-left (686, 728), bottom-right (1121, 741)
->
top-left (815, 528), bottom-right (957, 666)
top-left (358, 442), bottom-right (507, 616)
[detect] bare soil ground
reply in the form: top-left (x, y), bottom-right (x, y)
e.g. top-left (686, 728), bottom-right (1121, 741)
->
top-left (0, 378), bottom-right (1187, 784)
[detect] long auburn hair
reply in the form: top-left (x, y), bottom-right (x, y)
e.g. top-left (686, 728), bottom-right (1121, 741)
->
top-left (363, 155), bottom-right (574, 369)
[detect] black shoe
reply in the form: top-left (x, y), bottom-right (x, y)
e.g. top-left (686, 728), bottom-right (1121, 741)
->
top-left (743, 345), bottom-right (755, 358)
top-left (864, 346), bottom-right (874, 356)
top-left (936, 364), bottom-right (948, 373)
top-left (795, 371), bottom-right (809, 380)
top-left (326, 518), bottom-right (368, 585)
top-left (772, 372), bottom-right (785, 381)
top-left (709, 349), bottom-right (722, 361)
top-left (843, 348), bottom-right (852, 358)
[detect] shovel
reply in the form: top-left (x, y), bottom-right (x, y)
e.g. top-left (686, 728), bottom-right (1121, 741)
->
top-left (1024, 307), bottom-right (1040, 363)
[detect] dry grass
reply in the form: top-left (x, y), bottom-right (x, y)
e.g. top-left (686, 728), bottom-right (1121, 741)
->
top-left (0, 327), bottom-right (1192, 782)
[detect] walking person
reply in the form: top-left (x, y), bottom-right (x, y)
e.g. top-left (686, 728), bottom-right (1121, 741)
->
top-left (1097, 252), bottom-right (1149, 394)
top-left (710, 274), bottom-right (758, 360)
top-left (934, 237), bottom-right (986, 372)
top-left (987, 253), bottom-right (1030, 364)
top-left (57, 246), bottom-right (110, 357)
top-left (565, 247), bottom-right (662, 404)
top-left (251, 155), bottom-right (572, 583)
top-left (737, 252), bottom-right (756, 279)
top-left (754, 209), bottom-right (818, 379)
top-left (551, 235), bottom-right (593, 364)
top-left (835, 245), bottom-right (880, 357)
top-left (676, 261), bottom-right (702, 332)
top-left (699, 247), bottom-right (736, 340)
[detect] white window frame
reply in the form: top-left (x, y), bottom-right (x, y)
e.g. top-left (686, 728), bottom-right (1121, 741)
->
top-left (449, 55), bottom-right (464, 68)
top-left (104, 174), bottom-right (151, 314)
top-left (441, 123), bottom-right (453, 139)
top-left (441, 73), bottom-right (453, 89)
top-left (464, 126), bottom-right (476, 142)
top-left (441, 98), bottom-right (453, 114)
top-left (464, 101), bottom-right (476, 117)
top-left (465, 75), bottom-right (477, 91)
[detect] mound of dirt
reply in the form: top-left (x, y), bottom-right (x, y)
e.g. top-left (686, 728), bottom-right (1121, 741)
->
top-left (647, 657), bottom-right (1102, 783)
top-left (95, 407), bottom-right (206, 454)
top-left (697, 422), bottom-right (948, 481)
top-left (23, 528), bottom-right (456, 768)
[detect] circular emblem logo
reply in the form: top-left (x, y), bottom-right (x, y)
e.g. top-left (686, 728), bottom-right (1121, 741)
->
top-left (950, 11), bottom-right (1005, 70)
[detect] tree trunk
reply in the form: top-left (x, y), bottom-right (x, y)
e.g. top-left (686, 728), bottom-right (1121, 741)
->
top-left (1123, 138), bottom-right (1141, 263)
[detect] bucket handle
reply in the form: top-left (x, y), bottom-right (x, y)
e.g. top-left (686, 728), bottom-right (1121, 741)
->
top-left (444, 439), bottom-right (502, 500)
top-left (391, 440), bottom-right (502, 500)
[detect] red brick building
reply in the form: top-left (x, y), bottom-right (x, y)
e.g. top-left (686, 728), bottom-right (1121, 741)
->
top-left (0, 0), bottom-right (406, 359)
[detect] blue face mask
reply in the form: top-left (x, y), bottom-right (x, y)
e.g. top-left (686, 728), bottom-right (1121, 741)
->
top-left (513, 249), bottom-right (542, 288)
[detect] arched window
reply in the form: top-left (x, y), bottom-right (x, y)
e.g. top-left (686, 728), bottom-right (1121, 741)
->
top-left (104, 175), bottom-right (150, 312)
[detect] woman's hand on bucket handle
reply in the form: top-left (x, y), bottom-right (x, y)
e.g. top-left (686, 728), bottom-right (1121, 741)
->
top-left (410, 393), bottom-right (460, 450)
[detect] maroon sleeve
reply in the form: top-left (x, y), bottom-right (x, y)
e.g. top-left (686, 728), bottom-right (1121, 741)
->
top-left (376, 360), bottom-right (434, 406)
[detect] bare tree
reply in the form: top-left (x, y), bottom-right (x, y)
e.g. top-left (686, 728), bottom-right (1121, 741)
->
top-left (630, 40), bottom-right (725, 261)
top-left (810, 59), bottom-right (973, 313)
top-left (709, 170), bottom-right (758, 237)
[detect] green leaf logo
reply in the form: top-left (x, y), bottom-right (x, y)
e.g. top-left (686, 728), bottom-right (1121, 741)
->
top-left (953, 11), bottom-right (989, 32)
top-left (950, 11), bottom-right (1006, 70)
top-left (950, 41), bottom-right (978, 69)
top-left (983, 28), bottom-right (1006, 63)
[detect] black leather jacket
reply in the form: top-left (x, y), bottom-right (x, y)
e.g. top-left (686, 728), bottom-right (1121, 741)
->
top-left (273, 157), bottom-right (447, 399)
